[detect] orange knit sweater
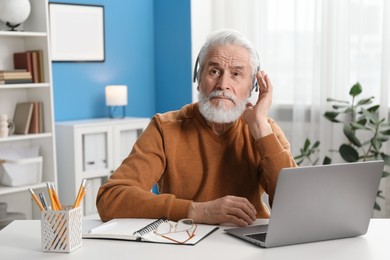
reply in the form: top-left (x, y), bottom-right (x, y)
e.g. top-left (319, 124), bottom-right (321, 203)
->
top-left (96, 103), bottom-right (297, 222)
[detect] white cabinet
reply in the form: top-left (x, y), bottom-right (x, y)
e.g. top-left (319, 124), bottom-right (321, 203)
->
top-left (0, 0), bottom-right (57, 219)
top-left (55, 117), bottom-right (150, 217)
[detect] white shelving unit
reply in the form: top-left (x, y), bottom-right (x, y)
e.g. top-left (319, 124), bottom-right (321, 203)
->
top-left (0, 0), bottom-right (57, 219)
top-left (55, 117), bottom-right (150, 217)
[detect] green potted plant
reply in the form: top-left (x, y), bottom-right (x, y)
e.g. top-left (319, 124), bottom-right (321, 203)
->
top-left (294, 82), bottom-right (390, 210)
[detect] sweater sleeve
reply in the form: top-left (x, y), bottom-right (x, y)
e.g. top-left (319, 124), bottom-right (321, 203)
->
top-left (96, 116), bottom-right (192, 222)
top-left (257, 118), bottom-right (298, 206)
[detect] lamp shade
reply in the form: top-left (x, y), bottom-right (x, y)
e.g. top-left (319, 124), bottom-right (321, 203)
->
top-left (105, 85), bottom-right (128, 106)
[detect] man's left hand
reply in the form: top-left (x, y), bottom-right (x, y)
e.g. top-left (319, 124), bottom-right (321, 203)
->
top-left (243, 70), bottom-right (273, 140)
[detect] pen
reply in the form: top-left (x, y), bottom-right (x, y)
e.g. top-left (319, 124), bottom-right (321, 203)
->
top-left (38, 192), bottom-right (48, 210)
top-left (28, 188), bottom-right (44, 211)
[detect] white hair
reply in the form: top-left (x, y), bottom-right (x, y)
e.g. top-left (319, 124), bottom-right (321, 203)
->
top-left (195, 29), bottom-right (260, 84)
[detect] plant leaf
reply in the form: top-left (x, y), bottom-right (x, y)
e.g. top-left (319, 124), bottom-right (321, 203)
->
top-left (295, 159), bottom-right (304, 166)
top-left (382, 171), bottom-right (390, 178)
top-left (323, 156), bottom-right (332, 165)
top-left (303, 138), bottom-right (310, 151)
top-left (374, 202), bottom-right (381, 211)
top-left (312, 141), bottom-right (320, 149)
top-left (349, 82), bottom-right (362, 97)
top-left (339, 144), bottom-right (359, 162)
top-left (361, 108), bottom-right (378, 125)
top-left (371, 138), bottom-right (382, 152)
top-left (367, 105), bottom-right (380, 113)
top-left (356, 97), bottom-right (373, 106)
top-left (294, 154), bottom-right (304, 160)
top-left (344, 107), bottom-right (353, 113)
top-left (356, 118), bottom-right (367, 126)
top-left (350, 122), bottom-right (369, 130)
top-left (380, 153), bottom-right (390, 166)
top-left (343, 125), bottom-right (362, 147)
top-left (377, 190), bottom-right (385, 199)
top-left (332, 105), bottom-right (347, 109)
top-left (324, 112), bottom-right (340, 123)
top-left (380, 129), bottom-right (390, 136)
top-left (377, 136), bottom-right (389, 142)
top-left (326, 98), bottom-right (349, 103)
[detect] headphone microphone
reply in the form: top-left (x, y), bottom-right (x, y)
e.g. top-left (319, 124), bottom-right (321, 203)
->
top-left (193, 51), bottom-right (261, 92)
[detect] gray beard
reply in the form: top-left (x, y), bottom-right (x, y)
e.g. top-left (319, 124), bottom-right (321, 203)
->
top-left (198, 90), bottom-right (248, 123)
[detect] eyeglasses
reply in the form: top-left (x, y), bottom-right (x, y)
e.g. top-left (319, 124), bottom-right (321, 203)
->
top-left (154, 219), bottom-right (197, 244)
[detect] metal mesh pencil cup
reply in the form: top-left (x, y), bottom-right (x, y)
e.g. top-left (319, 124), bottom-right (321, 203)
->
top-left (41, 206), bottom-right (82, 253)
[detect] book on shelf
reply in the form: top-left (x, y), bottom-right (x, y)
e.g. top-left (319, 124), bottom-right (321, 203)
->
top-left (82, 218), bottom-right (219, 245)
top-left (0, 78), bottom-right (33, 84)
top-left (0, 70), bottom-right (33, 84)
top-left (13, 50), bottom-right (44, 83)
top-left (0, 70), bottom-right (31, 78)
top-left (38, 102), bottom-right (44, 133)
top-left (31, 49), bottom-right (44, 83)
top-left (13, 102), bottom-right (34, 134)
top-left (13, 52), bottom-right (33, 79)
top-left (28, 102), bottom-right (44, 134)
top-left (30, 51), bottom-right (40, 83)
top-left (13, 101), bottom-right (44, 135)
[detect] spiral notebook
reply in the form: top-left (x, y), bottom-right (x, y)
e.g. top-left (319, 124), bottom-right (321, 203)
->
top-left (82, 218), bottom-right (218, 245)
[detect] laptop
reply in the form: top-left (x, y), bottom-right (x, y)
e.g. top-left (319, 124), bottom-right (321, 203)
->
top-left (224, 160), bottom-right (384, 248)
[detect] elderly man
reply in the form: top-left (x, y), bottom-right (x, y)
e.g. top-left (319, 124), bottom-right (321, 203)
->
top-left (97, 29), bottom-right (297, 227)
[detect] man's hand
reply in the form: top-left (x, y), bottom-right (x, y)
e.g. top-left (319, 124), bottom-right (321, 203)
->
top-left (187, 195), bottom-right (257, 227)
top-left (243, 71), bottom-right (273, 140)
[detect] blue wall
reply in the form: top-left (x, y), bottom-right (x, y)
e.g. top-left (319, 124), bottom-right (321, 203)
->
top-left (51, 0), bottom-right (192, 121)
top-left (154, 0), bottom-right (192, 113)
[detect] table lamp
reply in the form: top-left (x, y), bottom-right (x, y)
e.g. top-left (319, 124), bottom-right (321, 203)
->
top-left (105, 85), bottom-right (128, 118)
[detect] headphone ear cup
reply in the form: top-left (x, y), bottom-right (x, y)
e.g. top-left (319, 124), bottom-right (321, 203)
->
top-left (253, 77), bottom-right (258, 92)
top-left (252, 65), bottom-right (260, 92)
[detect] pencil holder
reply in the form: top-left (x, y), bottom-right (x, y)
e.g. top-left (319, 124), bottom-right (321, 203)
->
top-left (41, 206), bottom-right (82, 253)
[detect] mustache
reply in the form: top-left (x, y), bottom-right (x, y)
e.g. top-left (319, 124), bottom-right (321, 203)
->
top-left (206, 91), bottom-right (237, 104)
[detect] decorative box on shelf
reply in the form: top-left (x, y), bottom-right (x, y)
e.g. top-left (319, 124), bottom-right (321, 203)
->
top-left (0, 156), bottom-right (42, 187)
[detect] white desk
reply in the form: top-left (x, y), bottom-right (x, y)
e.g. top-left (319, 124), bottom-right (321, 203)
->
top-left (1, 219), bottom-right (389, 260)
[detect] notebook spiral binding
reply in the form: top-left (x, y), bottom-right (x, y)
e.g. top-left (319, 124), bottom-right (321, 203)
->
top-left (133, 217), bottom-right (169, 236)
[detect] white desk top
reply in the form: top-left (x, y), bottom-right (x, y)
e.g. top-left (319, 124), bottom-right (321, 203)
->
top-left (1, 219), bottom-right (389, 260)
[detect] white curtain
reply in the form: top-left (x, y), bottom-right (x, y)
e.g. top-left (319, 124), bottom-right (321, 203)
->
top-left (191, 0), bottom-right (390, 217)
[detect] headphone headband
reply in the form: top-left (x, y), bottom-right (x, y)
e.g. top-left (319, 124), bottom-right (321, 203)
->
top-left (193, 55), bottom-right (200, 83)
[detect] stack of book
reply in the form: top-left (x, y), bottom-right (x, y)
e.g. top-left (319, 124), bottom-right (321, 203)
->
top-left (13, 101), bottom-right (44, 135)
top-left (0, 70), bottom-right (33, 84)
top-left (13, 50), bottom-right (44, 83)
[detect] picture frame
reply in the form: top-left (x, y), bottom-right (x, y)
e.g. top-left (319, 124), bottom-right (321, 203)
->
top-left (49, 3), bottom-right (105, 62)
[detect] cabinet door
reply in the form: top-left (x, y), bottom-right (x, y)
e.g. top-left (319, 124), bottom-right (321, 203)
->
top-left (112, 124), bottom-right (146, 170)
top-left (119, 129), bottom-right (138, 160)
top-left (75, 125), bottom-right (113, 175)
top-left (83, 132), bottom-right (108, 171)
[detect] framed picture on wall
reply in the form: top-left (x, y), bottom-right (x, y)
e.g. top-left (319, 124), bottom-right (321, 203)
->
top-left (49, 3), bottom-right (105, 62)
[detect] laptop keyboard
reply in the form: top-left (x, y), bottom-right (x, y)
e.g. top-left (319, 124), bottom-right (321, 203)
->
top-left (245, 233), bottom-right (267, 242)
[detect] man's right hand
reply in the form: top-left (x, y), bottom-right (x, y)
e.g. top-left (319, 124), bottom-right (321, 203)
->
top-left (187, 195), bottom-right (257, 226)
